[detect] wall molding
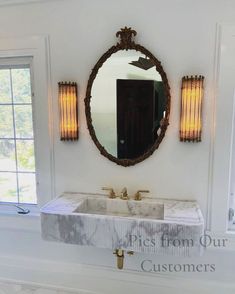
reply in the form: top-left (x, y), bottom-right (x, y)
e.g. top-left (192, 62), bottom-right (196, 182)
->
top-left (207, 23), bottom-right (235, 235)
top-left (206, 23), bottom-right (221, 232)
top-left (0, 279), bottom-right (86, 294)
top-left (0, 254), bottom-right (234, 294)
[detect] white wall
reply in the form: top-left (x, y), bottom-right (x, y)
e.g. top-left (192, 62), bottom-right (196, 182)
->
top-left (0, 0), bottom-right (235, 292)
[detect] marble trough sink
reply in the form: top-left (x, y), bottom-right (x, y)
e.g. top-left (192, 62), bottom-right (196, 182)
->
top-left (41, 193), bottom-right (204, 257)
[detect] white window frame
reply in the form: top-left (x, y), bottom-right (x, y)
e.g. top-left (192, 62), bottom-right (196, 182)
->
top-left (0, 36), bottom-right (54, 219)
top-left (208, 23), bottom-right (235, 248)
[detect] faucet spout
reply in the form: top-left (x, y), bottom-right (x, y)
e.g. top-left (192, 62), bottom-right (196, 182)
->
top-left (120, 187), bottom-right (128, 200)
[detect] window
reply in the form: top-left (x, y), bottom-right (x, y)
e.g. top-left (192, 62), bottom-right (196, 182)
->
top-left (0, 36), bottom-right (54, 226)
top-left (0, 36), bottom-right (54, 221)
top-left (0, 57), bottom-right (37, 205)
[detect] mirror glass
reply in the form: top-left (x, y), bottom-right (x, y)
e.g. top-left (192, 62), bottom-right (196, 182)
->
top-left (90, 50), bottom-right (167, 160)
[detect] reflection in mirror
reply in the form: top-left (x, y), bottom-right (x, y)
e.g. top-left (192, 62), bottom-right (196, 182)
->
top-left (90, 50), bottom-right (166, 159)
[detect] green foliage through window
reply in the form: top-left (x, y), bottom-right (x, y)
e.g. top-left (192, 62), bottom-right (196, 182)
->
top-left (0, 65), bottom-right (37, 204)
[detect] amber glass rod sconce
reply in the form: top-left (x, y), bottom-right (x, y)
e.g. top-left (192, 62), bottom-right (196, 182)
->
top-left (58, 82), bottom-right (78, 141)
top-left (180, 75), bottom-right (204, 142)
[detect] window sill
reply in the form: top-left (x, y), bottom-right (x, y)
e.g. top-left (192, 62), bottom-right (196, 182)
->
top-left (0, 201), bottom-right (40, 215)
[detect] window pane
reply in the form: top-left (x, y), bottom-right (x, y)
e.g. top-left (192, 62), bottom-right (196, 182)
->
top-left (0, 140), bottom-right (16, 171)
top-left (14, 105), bottom-right (33, 138)
top-left (0, 62), bottom-right (37, 205)
top-left (12, 68), bottom-right (32, 103)
top-left (0, 105), bottom-right (14, 138)
top-left (0, 172), bottom-right (17, 202)
top-left (0, 69), bottom-right (11, 103)
top-left (16, 140), bottom-right (35, 172)
top-left (18, 173), bottom-right (36, 204)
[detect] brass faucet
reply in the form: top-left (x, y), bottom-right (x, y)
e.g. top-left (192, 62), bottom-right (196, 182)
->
top-left (134, 190), bottom-right (150, 201)
top-left (113, 249), bottom-right (134, 269)
top-left (102, 187), bottom-right (151, 201)
top-left (102, 187), bottom-right (116, 198)
top-left (113, 249), bottom-right (124, 269)
top-left (120, 187), bottom-right (129, 200)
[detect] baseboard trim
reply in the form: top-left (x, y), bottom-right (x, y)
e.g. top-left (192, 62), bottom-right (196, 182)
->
top-left (0, 277), bottom-right (94, 294)
top-left (0, 0), bottom-right (56, 6)
top-left (0, 254), bottom-right (234, 294)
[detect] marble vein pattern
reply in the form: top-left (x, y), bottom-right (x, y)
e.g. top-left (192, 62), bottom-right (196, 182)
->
top-left (41, 193), bottom-right (204, 257)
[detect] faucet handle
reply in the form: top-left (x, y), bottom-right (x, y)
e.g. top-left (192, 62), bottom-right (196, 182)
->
top-left (102, 187), bottom-right (116, 199)
top-left (134, 190), bottom-right (150, 201)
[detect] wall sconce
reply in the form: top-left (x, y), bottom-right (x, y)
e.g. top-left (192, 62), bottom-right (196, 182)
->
top-left (58, 82), bottom-right (78, 141)
top-left (180, 75), bottom-right (204, 142)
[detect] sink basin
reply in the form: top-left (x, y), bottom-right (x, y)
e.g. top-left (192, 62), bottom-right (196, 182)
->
top-left (41, 193), bottom-right (204, 257)
top-left (74, 197), bottom-right (164, 219)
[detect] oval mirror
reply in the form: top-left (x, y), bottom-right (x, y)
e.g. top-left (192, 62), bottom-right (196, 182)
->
top-left (85, 27), bottom-right (170, 167)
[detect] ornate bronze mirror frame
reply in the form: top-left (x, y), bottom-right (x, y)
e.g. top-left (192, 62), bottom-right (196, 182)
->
top-left (85, 27), bottom-right (171, 167)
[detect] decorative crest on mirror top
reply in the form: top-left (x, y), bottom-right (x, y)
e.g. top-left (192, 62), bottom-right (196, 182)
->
top-left (116, 27), bottom-right (137, 49)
